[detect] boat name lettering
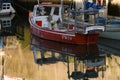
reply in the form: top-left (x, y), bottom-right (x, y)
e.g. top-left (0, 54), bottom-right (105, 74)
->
top-left (62, 35), bottom-right (72, 40)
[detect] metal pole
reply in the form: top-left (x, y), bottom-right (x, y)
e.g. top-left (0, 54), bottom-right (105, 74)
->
top-left (67, 56), bottom-right (70, 79)
top-left (37, 0), bottom-right (39, 4)
top-left (33, 47), bottom-right (37, 63)
top-left (61, 0), bottom-right (63, 22)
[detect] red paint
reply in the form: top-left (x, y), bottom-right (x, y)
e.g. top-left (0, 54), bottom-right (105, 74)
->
top-left (36, 20), bottom-right (42, 26)
top-left (31, 24), bottom-right (99, 44)
top-left (31, 35), bottom-right (99, 57)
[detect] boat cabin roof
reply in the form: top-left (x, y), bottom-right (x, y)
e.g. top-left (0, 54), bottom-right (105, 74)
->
top-left (36, 2), bottom-right (61, 7)
top-left (34, 4), bottom-right (62, 17)
top-left (35, 4), bottom-right (61, 7)
top-left (35, 2), bottom-right (68, 8)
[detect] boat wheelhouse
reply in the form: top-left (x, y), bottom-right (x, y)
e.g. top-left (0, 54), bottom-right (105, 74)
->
top-left (29, 0), bottom-right (107, 44)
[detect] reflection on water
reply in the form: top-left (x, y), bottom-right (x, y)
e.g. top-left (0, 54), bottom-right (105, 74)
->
top-left (0, 14), bottom-right (26, 80)
top-left (30, 34), bottom-right (106, 80)
top-left (0, 14), bottom-right (120, 80)
top-left (0, 14), bottom-right (18, 50)
top-left (98, 38), bottom-right (120, 56)
top-left (0, 14), bottom-right (24, 39)
top-left (0, 14), bottom-right (15, 36)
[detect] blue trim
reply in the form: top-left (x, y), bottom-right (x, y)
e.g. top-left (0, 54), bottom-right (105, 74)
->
top-left (109, 21), bottom-right (120, 25)
top-left (95, 17), bottom-right (106, 25)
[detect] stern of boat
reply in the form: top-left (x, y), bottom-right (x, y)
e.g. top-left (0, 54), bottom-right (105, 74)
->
top-left (87, 34), bottom-right (99, 44)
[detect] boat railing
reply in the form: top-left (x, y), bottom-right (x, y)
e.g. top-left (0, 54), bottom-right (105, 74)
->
top-left (108, 16), bottom-right (120, 22)
top-left (70, 9), bottom-right (99, 15)
top-left (63, 18), bottom-right (105, 34)
top-left (75, 22), bottom-right (105, 34)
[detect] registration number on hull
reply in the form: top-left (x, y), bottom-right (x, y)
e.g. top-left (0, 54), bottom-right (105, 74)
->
top-left (62, 35), bottom-right (73, 40)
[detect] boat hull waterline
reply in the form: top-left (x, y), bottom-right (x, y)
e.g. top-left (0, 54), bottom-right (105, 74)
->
top-left (30, 22), bottom-right (99, 44)
top-left (31, 35), bottom-right (99, 57)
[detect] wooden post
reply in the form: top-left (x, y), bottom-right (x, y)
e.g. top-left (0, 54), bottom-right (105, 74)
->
top-left (0, 51), bottom-right (5, 80)
top-left (1, 56), bottom-right (4, 80)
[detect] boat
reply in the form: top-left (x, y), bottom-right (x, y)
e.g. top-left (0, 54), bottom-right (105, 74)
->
top-left (0, 0), bottom-right (15, 15)
top-left (29, 0), bottom-right (107, 44)
top-left (98, 37), bottom-right (120, 55)
top-left (100, 31), bottom-right (120, 40)
top-left (100, 21), bottom-right (120, 40)
top-left (100, 16), bottom-right (120, 40)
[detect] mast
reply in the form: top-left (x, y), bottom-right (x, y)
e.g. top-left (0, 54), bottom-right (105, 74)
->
top-left (61, 0), bottom-right (63, 22)
top-left (37, 0), bottom-right (39, 4)
top-left (75, 0), bottom-right (84, 9)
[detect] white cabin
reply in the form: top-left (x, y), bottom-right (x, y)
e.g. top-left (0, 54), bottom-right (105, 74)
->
top-left (32, 3), bottom-right (63, 29)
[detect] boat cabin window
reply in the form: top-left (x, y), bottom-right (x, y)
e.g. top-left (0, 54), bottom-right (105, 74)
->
top-left (36, 7), bottom-right (44, 16)
top-left (44, 6), bottom-right (51, 15)
top-left (36, 6), bottom-right (51, 16)
top-left (53, 7), bottom-right (59, 15)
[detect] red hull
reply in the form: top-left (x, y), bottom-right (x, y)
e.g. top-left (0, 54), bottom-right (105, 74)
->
top-left (31, 35), bottom-right (99, 57)
top-left (30, 25), bottom-right (99, 44)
